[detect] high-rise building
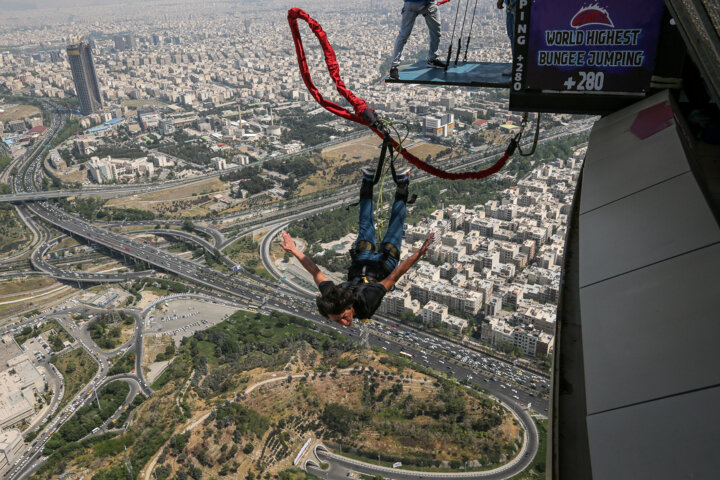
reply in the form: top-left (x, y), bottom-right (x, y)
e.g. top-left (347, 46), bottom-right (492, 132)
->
top-left (127, 34), bottom-right (138, 50)
top-left (66, 41), bottom-right (103, 116)
top-left (113, 34), bottom-right (138, 51)
top-left (87, 156), bottom-right (117, 184)
top-left (158, 118), bottom-right (175, 136)
top-left (424, 113), bottom-right (455, 137)
top-left (136, 107), bottom-right (160, 131)
top-left (211, 157), bottom-right (227, 171)
top-left (113, 35), bottom-right (127, 51)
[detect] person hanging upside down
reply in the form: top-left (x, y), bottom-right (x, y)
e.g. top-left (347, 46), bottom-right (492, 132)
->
top-left (279, 167), bottom-right (435, 326)
top-left (389, 0), bottom-right (446, 80)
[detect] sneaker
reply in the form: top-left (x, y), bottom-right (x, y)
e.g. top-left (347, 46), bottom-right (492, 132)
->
top-left (395, 166), bottom-right (411, 183)
top-left (389, 67), bottom-right (399, 80)
top-left (427, 59), bottom-right (447, 69)
top-left (361, 166), bottom-right (375, 182)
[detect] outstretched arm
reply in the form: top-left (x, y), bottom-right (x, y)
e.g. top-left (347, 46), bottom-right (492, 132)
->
top-left (278, 231), bottom-right (330, 287)
top-left (380, 233), bottom-right (434, 291)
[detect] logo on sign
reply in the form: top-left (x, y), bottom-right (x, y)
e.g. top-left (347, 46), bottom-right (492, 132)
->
top-left (571, 4), bottom-right (614, 29)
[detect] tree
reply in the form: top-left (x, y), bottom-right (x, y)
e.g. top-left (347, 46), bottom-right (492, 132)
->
top-left (182, 219), bottom-right (195, 232)
top-left (153, 465), bottom-right (171, 480)
top-left (321, 403), bottom-right (356, 435)
top-left (400, 310), bottom-right (417, 324)
top-left (48, 334), bottom-right (64, 351)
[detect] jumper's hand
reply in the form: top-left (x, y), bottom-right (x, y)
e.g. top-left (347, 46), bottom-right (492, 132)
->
top-left (278, 231), bottom-right (298, 254)
top-left (418, 232), bottom-right (435, 257)
top-left (496, 0), bottom-right (504, 9)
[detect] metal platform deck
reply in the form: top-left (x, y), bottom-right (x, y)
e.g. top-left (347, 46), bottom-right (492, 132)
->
top-left (385, 60), bottom-right (512, 88)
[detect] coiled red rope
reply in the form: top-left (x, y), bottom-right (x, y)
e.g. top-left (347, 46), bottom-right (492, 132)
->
top-left (287, 7), bottom-right (515, 181)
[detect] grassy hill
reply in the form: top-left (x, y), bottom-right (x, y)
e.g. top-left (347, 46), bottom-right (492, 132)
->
top-left (38, 310), bottom-right (524, 479)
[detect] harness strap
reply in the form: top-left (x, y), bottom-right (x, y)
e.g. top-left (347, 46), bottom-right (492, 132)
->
top-left (374, 134), bottom-right (393, 185)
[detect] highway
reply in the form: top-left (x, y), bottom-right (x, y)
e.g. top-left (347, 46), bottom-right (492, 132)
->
top-left (30, 237), bottom-right (153, 283)
top-left (133, 228), bottom-right (221, 257)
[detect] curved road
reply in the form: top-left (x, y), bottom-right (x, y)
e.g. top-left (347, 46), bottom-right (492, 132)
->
top-left (310, 400), bottom-right (537, 480)
top-left (31, 237), bottom-right (153, 283)
top-left (1, 205), bottom-right (45, 264)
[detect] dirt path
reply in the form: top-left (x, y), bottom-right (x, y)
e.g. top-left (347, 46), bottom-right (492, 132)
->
top-left (244, 374), bottom-right (307, 395)
top-left (0, 285), bottom-right (69, 305)
top-left (0, 282), bottom-right (59, 300)
top-left (141, 409), bottom-right (213, 480)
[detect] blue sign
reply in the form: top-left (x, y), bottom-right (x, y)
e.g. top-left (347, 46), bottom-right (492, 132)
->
top-left (515, 0), bottom-right (665, 94)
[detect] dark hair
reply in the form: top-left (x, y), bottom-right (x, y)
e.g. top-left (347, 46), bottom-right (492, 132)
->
top-left (316, 285), bottom-right (356, 318)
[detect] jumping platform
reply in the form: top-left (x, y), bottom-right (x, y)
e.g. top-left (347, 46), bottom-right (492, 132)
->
top-left (385, 60), bottom-right (512, 88)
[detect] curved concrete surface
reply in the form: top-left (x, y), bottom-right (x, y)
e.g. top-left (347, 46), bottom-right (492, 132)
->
top-left (30, 237), bottom-right (152, 283)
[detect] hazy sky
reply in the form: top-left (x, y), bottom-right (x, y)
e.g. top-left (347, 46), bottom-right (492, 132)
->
top-left (0, 0), bottom-right (239, 9)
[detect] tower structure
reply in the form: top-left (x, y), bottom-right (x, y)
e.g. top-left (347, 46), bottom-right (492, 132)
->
top-left (66, 40), bottom-right (103, 116)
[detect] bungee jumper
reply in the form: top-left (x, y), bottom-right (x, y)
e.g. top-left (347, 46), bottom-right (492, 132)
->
top-left (282, 6), bottom-right (542, 324)
top-left (279, 169), bottom-right (435, 326)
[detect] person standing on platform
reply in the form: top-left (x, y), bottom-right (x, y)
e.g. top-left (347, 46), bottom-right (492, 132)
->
top-left (389, 0), bottom-right (446, 80)
top-left (497, 0), bottom-right (517, 75)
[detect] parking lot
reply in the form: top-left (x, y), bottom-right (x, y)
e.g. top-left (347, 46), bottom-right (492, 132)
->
top-left (145, 298), bottom-right (237, 345)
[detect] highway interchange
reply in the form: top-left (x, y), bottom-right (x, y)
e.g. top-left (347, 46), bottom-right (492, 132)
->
top-left (0, 100), bottom-right (591, 479)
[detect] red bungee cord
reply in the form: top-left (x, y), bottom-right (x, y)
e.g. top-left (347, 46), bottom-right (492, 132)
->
top-left (287, 7), bottom-right (516, 181)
